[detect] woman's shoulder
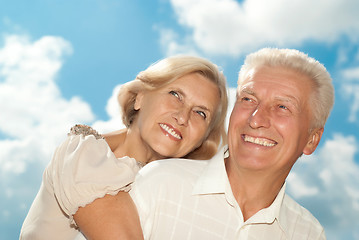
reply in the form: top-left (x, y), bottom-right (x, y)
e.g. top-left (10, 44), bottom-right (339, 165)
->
top-left (68, 124), bottom-right (103, 139)
top-left (102, 129), bottom-right (127, 152)
top-left (67, 125), bottom-right (125, 153)
top-left (61, 124), bottom-right (110, 159)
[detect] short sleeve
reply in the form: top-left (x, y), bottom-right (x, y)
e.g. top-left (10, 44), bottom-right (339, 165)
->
top-left (129, 168), bottom-right (152, 238)
top-left (47, 133), bottom-right (141, 226)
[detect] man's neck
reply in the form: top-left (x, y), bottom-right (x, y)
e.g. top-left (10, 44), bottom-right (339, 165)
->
top-left (225, 157), bottom-right (286, 222)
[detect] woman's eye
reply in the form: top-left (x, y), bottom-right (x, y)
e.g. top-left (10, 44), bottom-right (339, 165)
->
top-left (169, 91), bottom-right (180, 99)
top-left (196, 110), bottom-right (207, 119)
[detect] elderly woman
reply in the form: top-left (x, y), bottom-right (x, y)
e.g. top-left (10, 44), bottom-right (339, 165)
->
top-left (20, 55), bottom-right (228, 239)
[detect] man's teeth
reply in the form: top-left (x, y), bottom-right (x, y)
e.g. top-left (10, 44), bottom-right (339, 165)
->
top-left (244, 135), bottom-right (276, 147)
top-left (160, 124), bottom-right (182, 140)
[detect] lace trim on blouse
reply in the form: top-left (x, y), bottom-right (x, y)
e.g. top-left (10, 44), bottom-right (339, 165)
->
top-left (68, 124), bottom-right (103, 139)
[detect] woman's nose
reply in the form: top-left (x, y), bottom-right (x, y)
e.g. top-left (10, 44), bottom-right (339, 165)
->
top-left (173, 107), bottom-right (190, 126)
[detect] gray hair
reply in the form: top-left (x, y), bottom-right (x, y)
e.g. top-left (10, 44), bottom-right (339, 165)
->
top-left (238, 48), bottom-right (335, 129)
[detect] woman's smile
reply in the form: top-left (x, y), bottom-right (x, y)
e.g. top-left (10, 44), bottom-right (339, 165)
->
top-left (159, 123), bottom-right (182, 140)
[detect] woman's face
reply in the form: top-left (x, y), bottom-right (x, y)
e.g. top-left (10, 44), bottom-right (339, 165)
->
top-left (134, 72), bottom-right (221, 160)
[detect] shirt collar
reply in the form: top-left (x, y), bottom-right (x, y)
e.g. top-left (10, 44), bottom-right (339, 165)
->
top-left (238, 182), bottom-right (288, 239)
top-left (245, 182), bottom-right (287, 225)
top-left (192, 146), bottom-right (229, 195)
top-left (276, 185), bottom-right (298, 239)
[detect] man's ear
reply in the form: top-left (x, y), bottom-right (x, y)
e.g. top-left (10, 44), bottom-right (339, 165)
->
top-left (303, 128), bottom-right (324, 155)
top-left (134, 92), bottom-right (144, 110)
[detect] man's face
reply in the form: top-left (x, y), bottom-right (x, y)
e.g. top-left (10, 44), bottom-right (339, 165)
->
top-left (227, 66), bottom-right (323, 177)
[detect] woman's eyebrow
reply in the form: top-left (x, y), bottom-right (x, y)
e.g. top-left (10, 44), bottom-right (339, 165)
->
top-left (178, 88), bottom-right (212, 112)
top-left (197, 105), bottom-right (210, 112)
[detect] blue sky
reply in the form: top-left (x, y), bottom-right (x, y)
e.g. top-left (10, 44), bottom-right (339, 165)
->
top-left (1, 0), bottom-right (359, 239)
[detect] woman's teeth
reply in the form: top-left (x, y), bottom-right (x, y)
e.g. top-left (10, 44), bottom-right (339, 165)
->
top-left (160, 123), bottom-right (182, 140)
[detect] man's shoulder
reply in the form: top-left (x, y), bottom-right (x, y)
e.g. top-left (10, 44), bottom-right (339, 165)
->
top-left (280, 194), bottom-right (325, 237)
top-left (131, 159), bottom-right (209, 198)
top-left (137, 158), bottom-right (208, 181)
top-left (139, 158), bottom-right (208, 179)
top-left (282, 194), bottom-right (321, 222)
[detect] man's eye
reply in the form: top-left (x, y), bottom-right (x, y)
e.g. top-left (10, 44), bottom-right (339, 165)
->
top-left (241, 96), bottom-right (252, 102)
top-left (169, 91), bottom-right (180, 99)
top-left (196, 111), bottom-right (207, 119)
top-left (278, 105), bottom-right (288, 110)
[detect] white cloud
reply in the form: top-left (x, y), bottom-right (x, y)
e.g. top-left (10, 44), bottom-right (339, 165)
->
top-left (287, 133), bottom-right (359, 238)
top-left (342, 67), bottom-right (359, 80)
top-left (92, 85), bottom-right (126, 134)
top-left (341, 67), bottom-right (359, 122)
top-left (157, 28), bottom-right (200, 57)
top-left (0, 34), bottom-right (98, 239)
top-left (0, 34), bottom-right (94, 174)
top-left (226, 87), bottom-right (237, 129)
top-left (0, 34), bottom-right (99, 240)
top-left (162, 0), bottom-right (359, 56)
top-left (287, 172), bottom-right (319, 198)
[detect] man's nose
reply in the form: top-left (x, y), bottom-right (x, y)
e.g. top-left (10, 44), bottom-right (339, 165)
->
top-left (248, 105), bottom-right (270, 129)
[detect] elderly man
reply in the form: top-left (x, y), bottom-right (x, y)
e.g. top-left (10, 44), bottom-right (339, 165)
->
top-left (129, 48), bottom-right (334, 239)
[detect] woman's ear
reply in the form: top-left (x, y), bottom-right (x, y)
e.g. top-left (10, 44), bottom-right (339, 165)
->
top-left (134, 92), bottom-right (144, 110)
top-left (303, 128), bottom-right (324, 155)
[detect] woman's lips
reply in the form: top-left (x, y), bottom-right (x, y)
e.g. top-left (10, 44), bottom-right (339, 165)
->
top-left (160, 123), bottom-right (182, 140)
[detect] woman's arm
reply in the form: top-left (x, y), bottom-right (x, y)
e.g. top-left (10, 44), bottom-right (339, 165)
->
top-left (74, 191), bottom-right (144, 240)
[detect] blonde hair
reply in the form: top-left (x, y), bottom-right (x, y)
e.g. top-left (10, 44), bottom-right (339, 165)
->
top-left (118, 55), bottom-right (228, 159)
top-left (238, 48), bottom-right (334, 129)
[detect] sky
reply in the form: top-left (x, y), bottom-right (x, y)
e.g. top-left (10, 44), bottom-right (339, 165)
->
top-left (1, 0), bottom-right (359, 239)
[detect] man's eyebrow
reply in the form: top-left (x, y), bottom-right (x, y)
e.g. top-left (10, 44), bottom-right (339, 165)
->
top-left (240, 87), bottom-right (301, 111)
top-left (240, 87), bottom-right (255, 95)
top-left (275, 95), bottom-right (301, 111)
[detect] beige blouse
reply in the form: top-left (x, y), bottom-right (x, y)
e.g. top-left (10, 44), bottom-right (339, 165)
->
top-left (20, 125), bottom-right (141, 240)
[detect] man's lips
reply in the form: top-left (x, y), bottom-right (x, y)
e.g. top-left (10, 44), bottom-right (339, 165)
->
top-left (160, 123), bottom-right (182, 140)
top-left (242, 134), bottom-right (277, 147)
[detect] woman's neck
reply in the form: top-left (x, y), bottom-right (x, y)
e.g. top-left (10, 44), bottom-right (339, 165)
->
top-left (104, 127), bottom-right (163, 165)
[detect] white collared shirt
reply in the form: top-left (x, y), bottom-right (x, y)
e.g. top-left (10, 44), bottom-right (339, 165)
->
top-left (130, 147), bottom-right (326, 240)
